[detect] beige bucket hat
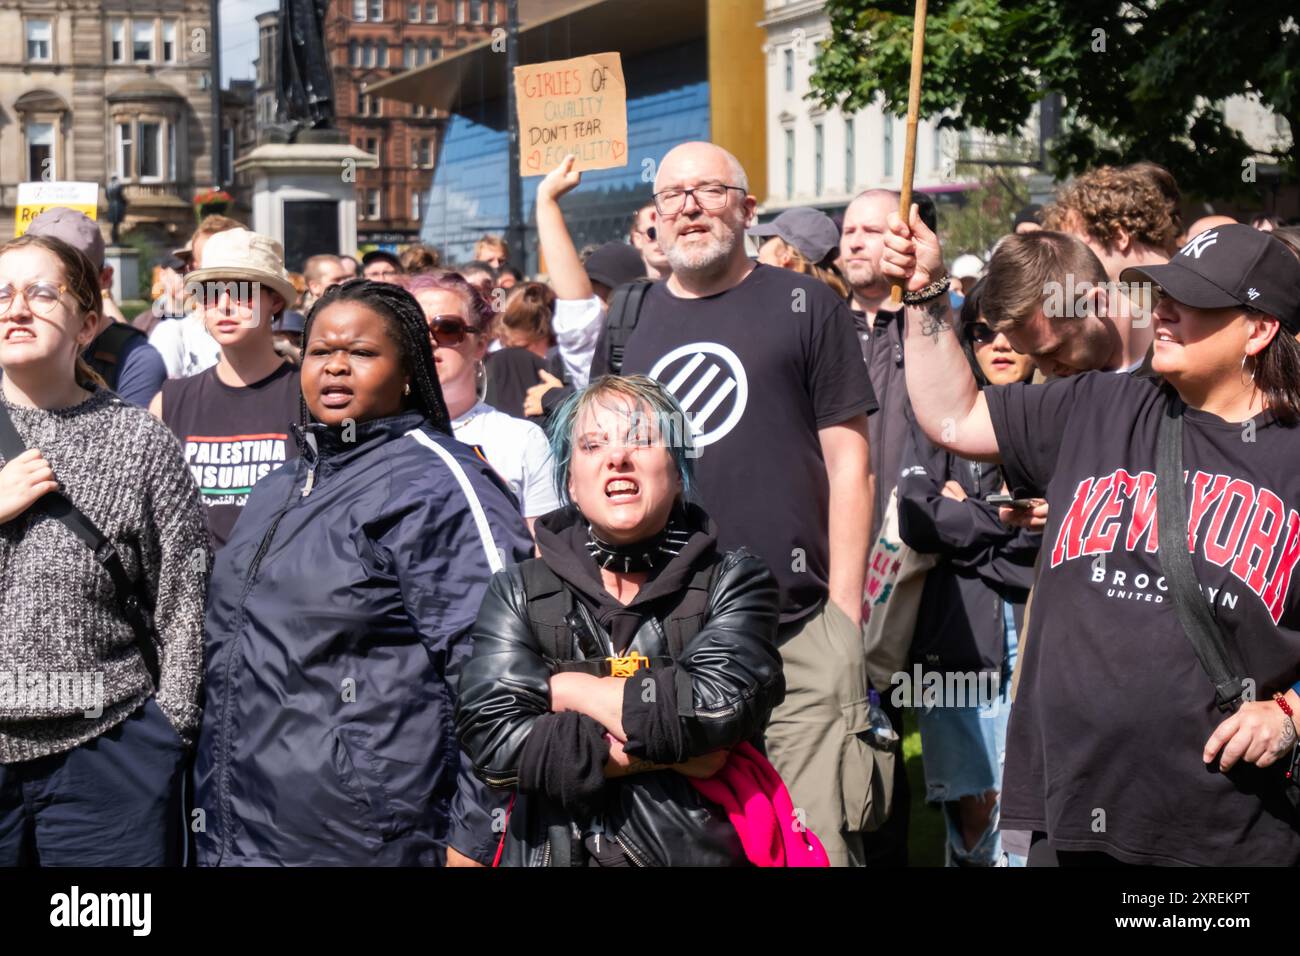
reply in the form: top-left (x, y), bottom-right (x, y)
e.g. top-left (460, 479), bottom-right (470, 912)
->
top-left (184, 228), bottom-right (297, 307)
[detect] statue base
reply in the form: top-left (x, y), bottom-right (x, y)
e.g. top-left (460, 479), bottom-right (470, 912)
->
top-left (234, 143), bottom-right (379, 270)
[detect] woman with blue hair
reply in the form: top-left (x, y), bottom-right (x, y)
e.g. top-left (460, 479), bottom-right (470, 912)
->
top-left (455, 374), bottom-right (788, 866)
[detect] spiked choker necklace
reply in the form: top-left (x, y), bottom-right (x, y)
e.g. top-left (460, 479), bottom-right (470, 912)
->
top-left (586, 520), bottom-right (691, 573)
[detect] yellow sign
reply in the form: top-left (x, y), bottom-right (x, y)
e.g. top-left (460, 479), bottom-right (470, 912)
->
top-left (514, 52), bottom-right (628, 177)
top-left (14, 182), bottom-right (99, 236)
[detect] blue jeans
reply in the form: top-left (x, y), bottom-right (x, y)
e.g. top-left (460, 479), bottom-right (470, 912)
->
top-left (915, 602), bottom-right (1025, 866)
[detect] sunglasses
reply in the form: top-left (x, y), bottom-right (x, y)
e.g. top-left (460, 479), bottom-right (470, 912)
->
top-left (963, 322), bottom-right (996, 346)
top-left (427, 314), bottom-right (481, 347)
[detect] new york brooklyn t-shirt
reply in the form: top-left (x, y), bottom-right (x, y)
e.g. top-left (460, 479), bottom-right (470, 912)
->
top-left (986, 371), bottom-right (1300, 865)
top-left (161, 362), bottom-right (300, 550)
top-left (619, 264), bottom-right (877, 622)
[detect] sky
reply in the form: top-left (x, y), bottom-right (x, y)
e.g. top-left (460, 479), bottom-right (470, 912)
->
top-left (220, 0), bottom-right (272, 87)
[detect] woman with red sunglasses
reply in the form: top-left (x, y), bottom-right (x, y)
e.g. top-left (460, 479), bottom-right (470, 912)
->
top-left (407, 273), bottom-right (561, 535)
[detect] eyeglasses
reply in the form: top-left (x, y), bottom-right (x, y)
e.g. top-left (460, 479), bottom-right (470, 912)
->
top-left (0, 281), bottom-right (68, 317)
top-left (652, 184), bottom-right (746, 217)
top-left (427, 314), bottom-right (481, 347)
top-left (963, 322), bottom-right (996, 346)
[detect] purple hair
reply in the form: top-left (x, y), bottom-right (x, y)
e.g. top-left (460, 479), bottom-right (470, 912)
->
top-left (404, 271), bottom-right (493, 330)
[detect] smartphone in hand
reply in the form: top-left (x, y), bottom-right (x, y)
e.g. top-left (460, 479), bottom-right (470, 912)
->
top-left (986, 493), bottom-right (1038, 510)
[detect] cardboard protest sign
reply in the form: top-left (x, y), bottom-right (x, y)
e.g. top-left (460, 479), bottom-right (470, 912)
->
top-left (15, 181), bottom-right (99, 236)
top-left (514, 52), bottom-right (628, 177)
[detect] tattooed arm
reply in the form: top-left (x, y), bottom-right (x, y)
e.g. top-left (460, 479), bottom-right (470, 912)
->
top-left (881, 204), bottom-right (1001, 463)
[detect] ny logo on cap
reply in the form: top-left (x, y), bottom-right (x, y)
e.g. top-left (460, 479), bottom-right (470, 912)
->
top-left (1181, 230), bottom-right (1219, 259)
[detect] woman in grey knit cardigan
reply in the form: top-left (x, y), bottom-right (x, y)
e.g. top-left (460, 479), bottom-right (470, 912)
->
top-left (0, 233), bottom-right (210, 866)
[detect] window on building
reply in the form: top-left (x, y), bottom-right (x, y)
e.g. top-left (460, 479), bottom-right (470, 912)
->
top-left (139, 122), bottom-right (163, 180)
top-left (366, 41), bottom-right (377, 67)
top-left (429, 39), bottom-right (442, 59)
top-left (369, 0), bottom-right (384, 20)
top-left (425, 2), bottom-right (437, 21)
top-left (366, 136), bottom-right (379, 156)
top-left (366, 190), bottom-right (381, 219)
top-left (783, 48), bottom-right (793, 92)
top-left (169, 122), bottom-right (178, 181)
top-left (418, 139), bottom-right (431, 165)
top-left (26, 122), bottom-right (53, 179)
top-left (110, 19), bottom-right (125, 62)
top-left (491, 2), bottom-right (500, 25)
top-left (378, 39), bottom-right (388, 67)
top-left (411, 191), bottom-right (421, 220)
top-left (27, 19), bottom-right (52, 62)
top-left (162, 21), bottom-right (177, 62)
top-left (415, 43), bottom-right (426, 65)
top-left (349, 40), bottom-right (360, 66)
top-left (784, 128), bottom-right (794, 199)
top-left (408, 2), bottom-right (420, 21)
top-left (456, 0), bottom-right (467, 24)
top-left (353, 0), bottom-right (367, 20)
top-left (844, 117), bottom-right (855, 194)
top-left (403, 42), bottom-right (414, 67)
top-left (116, 123), bottom-right (133, 178)
top-left (470, 0), bottom-right (484, 23)
top-left (883, 115), bottom-right (894, 179)
top-left (814, 123), bottom-right (824, 197)
top-left (133, 20), bottom-right (153, 61)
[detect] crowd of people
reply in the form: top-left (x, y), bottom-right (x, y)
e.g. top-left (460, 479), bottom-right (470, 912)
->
top-left (1, 138), bottom-right (1298, 868)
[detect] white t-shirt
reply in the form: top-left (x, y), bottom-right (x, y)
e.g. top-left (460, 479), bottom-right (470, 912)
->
top-left (148, 314), bottom-right (221, 379)
top-left (552, 295), bottom-right (606, 389)
top-left (452, 402), bottom-right (563, 519)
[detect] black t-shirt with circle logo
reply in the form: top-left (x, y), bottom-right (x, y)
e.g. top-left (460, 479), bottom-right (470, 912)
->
top-left (986, 370), bottom-right (1300, 865)
top-left (619, 264), bottom-right (877, 622)
top-left (161, 362), bottom-right (301, 550)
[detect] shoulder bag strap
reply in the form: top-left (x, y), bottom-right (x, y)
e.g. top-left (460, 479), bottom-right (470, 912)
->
top-left (1154, 394), bottom-right (1244, 712)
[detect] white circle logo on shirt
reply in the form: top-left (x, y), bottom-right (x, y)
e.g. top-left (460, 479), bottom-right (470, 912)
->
top-left (648, 342), bottom-right (749, 448)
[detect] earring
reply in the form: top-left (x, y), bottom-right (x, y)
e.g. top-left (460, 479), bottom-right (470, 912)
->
top-left (1241, 353), bottom-right (1256, 384)
top-left (403, 382), bottom-right (411, 396)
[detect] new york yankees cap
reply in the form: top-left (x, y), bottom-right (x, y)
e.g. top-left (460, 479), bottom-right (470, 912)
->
top-left (1121, 223), bottom-right (1300, 333)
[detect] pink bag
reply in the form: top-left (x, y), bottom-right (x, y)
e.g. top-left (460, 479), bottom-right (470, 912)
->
top-left (687, 741), bottom-right (830, 867)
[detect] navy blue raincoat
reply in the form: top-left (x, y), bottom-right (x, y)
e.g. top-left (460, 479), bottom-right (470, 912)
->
top-left (194, 411), bottom-right (533, 865)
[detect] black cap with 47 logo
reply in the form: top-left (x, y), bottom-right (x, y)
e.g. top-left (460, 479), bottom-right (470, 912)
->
top-left (1121, 223), bottom-right (1300, 333)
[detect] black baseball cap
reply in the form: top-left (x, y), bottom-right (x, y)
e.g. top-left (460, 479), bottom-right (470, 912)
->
top-left (585, 242), bottom-right (646, 289)
top-left (1121, 223), bottom-right (1300, 333)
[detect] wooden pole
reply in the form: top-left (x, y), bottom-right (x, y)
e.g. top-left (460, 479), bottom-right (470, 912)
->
top-left (890, 0), bottom-right (928, 305)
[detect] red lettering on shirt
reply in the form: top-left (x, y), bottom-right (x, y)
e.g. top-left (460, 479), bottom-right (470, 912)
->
top-left (1050, 477), bottom-right (1098, 567)
top-left (1082, 469), bottom-right (1138, 555)
top-left (1231, 488), bottom-right (1285, 597)
top-left (1125, 471), bottom-right (1159, 553)
top-left (1203, 478), bottom-right (1256, 569)
top-left (1263, 510), bottom-right (1300, 625)
top-left (1187, 472), bottom-right (1228, 552)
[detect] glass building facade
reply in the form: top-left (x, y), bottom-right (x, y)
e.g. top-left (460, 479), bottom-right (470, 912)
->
top-left (420, 39), bottom-right (709, 273)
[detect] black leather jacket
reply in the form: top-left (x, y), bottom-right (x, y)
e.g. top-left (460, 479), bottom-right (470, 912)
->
top-left (455, 505), bottom-right (785, 866)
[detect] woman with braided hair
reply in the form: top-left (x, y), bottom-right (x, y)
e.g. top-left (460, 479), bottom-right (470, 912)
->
top-left (194, 278), bottom-right (534, 866)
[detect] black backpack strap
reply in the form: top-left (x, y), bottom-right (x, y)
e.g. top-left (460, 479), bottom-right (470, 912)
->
top-left (0, 403), bottom-right (160, 689)
top-left (663, 557), bottom-right (723, 659)
top-left (599, 278), bottom-right (653, 377)
top-left (519, 559), bottom-right (575, 661)
top-left (1155, 394), bottom-right (1244, 712)
top-left (85, 323), bottom-right (146, 390)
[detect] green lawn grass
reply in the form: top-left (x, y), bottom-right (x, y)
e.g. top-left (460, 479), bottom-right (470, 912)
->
top-left (902, 708), bottom-right (948, 867)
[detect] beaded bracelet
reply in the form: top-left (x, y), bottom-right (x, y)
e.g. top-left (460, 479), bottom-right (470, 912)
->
top-left (1273, 691), bottom-right (1294, 719)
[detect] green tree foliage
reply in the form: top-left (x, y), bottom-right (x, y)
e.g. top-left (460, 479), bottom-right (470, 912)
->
top-left (809, 0), bottom-right (1299, 198)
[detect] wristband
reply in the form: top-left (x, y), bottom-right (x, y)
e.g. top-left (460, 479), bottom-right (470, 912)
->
top-left (1275, 691), bottom-right (1295, 719)
top-left (901, 274), bottom-right (951, 305)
